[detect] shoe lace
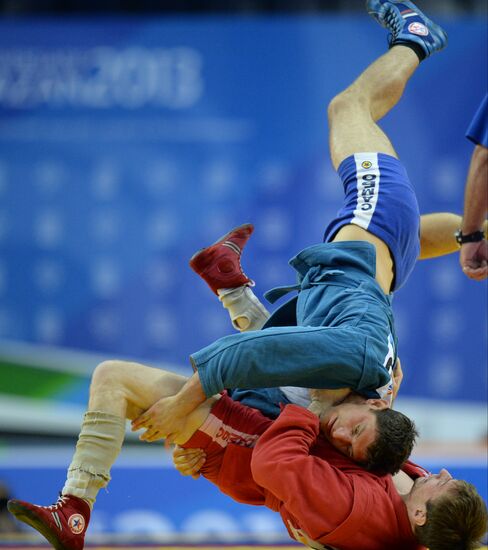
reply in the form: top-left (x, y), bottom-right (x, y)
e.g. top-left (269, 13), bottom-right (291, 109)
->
top-left (46, 495), bottom-right (69, 511)
top-left (384, 6), bottom-right (403, 38)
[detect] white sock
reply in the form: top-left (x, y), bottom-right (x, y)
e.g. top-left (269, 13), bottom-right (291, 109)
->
top-left (217, 286), bottom-right (270, 332)
top-left (62, 411), bottom-right (126, 507)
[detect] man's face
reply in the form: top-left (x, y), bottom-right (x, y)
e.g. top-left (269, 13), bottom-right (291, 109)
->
top-left (320, 400), bottom-right (386, 462)
top-left (408, 469), bottom-right (456, 503)
top-left (405, 469), bottom-right (458, 526)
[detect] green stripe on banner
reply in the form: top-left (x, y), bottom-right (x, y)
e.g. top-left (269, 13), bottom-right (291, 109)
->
top-left (0, 360), bottom-right (86, 398)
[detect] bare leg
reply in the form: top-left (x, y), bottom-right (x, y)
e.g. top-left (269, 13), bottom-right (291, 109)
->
top-left (328, 45), bottom-right (419, 169)
top-left (63, 361), bottom-right (217, 505)
top-left (327, 46), bottom-right (419, 293)
top-left (88, 360), bottom-right (187, 419)
top-left (88, 360), bottom-right (217, 441)
top-left (6, 361), bottom-right (219, 550)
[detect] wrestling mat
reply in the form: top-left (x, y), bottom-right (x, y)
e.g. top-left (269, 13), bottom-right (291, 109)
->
top-left (0, 544), bottom-right (486, 549)
top-left (0, 546), bottom-right (487, 550)
top-left (1, 544), bottom-right (488, 550)
top-left (0, 546), bottom-right (302, 549)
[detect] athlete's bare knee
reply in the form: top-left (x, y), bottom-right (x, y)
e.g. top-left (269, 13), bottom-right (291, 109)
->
top-left (88, 360), bottom-right (133, 416)
top-left (328, 88), bottom-right (357, 113)
top-left (91, 360), bottom-right (127, 394)
top-left (328, 88), bottom-right (365, 121)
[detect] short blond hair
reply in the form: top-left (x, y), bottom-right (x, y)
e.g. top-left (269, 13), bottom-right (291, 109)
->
top-left (415, 480), bottom-right (487, 550)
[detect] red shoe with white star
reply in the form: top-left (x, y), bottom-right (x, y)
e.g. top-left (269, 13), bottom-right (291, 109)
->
top-left (8, 495), bottom-right (90, 550)
top-left (190, 223), bottom-right (255, 295)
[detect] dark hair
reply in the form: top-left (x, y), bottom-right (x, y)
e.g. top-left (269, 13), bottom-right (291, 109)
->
top-left (365, 408), bottom-right (418, 475)
top-left (415, 481), bottom-right (487, 550)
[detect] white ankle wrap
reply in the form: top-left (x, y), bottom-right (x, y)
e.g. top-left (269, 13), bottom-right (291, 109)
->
top-left (218, 286), bottom-right (270, 331)
top-left (62, 411), bottom-right (126, 505)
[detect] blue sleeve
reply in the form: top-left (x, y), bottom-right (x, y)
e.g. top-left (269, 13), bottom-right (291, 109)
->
top-left (466, 94), bottom-right (488, 147)
top-left (190, 325), bottom-right (390, 398)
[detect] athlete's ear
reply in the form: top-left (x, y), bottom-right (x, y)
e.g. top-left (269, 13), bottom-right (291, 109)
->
top-left (366, 398), bottom-right (389, 410)
top-left (412, 505), bottom-right (427, 526)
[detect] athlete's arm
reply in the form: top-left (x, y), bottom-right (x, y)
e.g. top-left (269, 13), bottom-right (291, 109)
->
top-left (459, 144), bottom-right (488, 281)
top-left (251, 404), bottom-right (354, 540)
top-left (172, 446), bottom-right (206, 479)
top-left (391, 358), bottom-right (403, 406)
top-left (308, 388), bottom-right (352, 416)
top-left (418, 212), bottom-right (488, 260)
top-left (461, 145), bottom-right (488, 235)
top-left (132, 325), bottom-right (388, 441)
top-left (418, 212), bottom-right (461, 259)
top-left (130, 372), bottom-right (207, 442)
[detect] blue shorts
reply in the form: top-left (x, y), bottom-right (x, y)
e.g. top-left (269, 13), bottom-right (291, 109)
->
top-left (323, 152), bottom-right (420, 291)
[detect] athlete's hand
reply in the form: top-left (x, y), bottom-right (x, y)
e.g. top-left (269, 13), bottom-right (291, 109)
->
top-left (460, 241), bottom-right (488, 281)
top-left (391, 358), bottom-right (403, 405)
top-left (308, 388), bottom-right (352, 416)
top-left (132, 373), bottom-right (207, 443)
top-left (131, 395), bottom-right (186, 443)
top-left (173, 445), bottom-right (206, 479)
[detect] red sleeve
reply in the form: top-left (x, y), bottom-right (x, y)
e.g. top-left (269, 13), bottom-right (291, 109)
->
top-left (251, 404), bottom-right (355, 540)
top-left (401, 459), bottom-right (430, 479)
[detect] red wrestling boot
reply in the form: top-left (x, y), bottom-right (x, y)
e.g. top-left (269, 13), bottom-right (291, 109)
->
top-left (190, 223), bottom-right (255, 294)
top-left (8, 495), bottom-right (90, 550)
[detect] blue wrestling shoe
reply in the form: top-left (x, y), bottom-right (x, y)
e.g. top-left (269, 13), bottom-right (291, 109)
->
top-left (366, 0), bottom-right (447, 60)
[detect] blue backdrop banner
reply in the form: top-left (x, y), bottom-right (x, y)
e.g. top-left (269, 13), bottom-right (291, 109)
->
top-left (0, 16), bottom-right (486, 404)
